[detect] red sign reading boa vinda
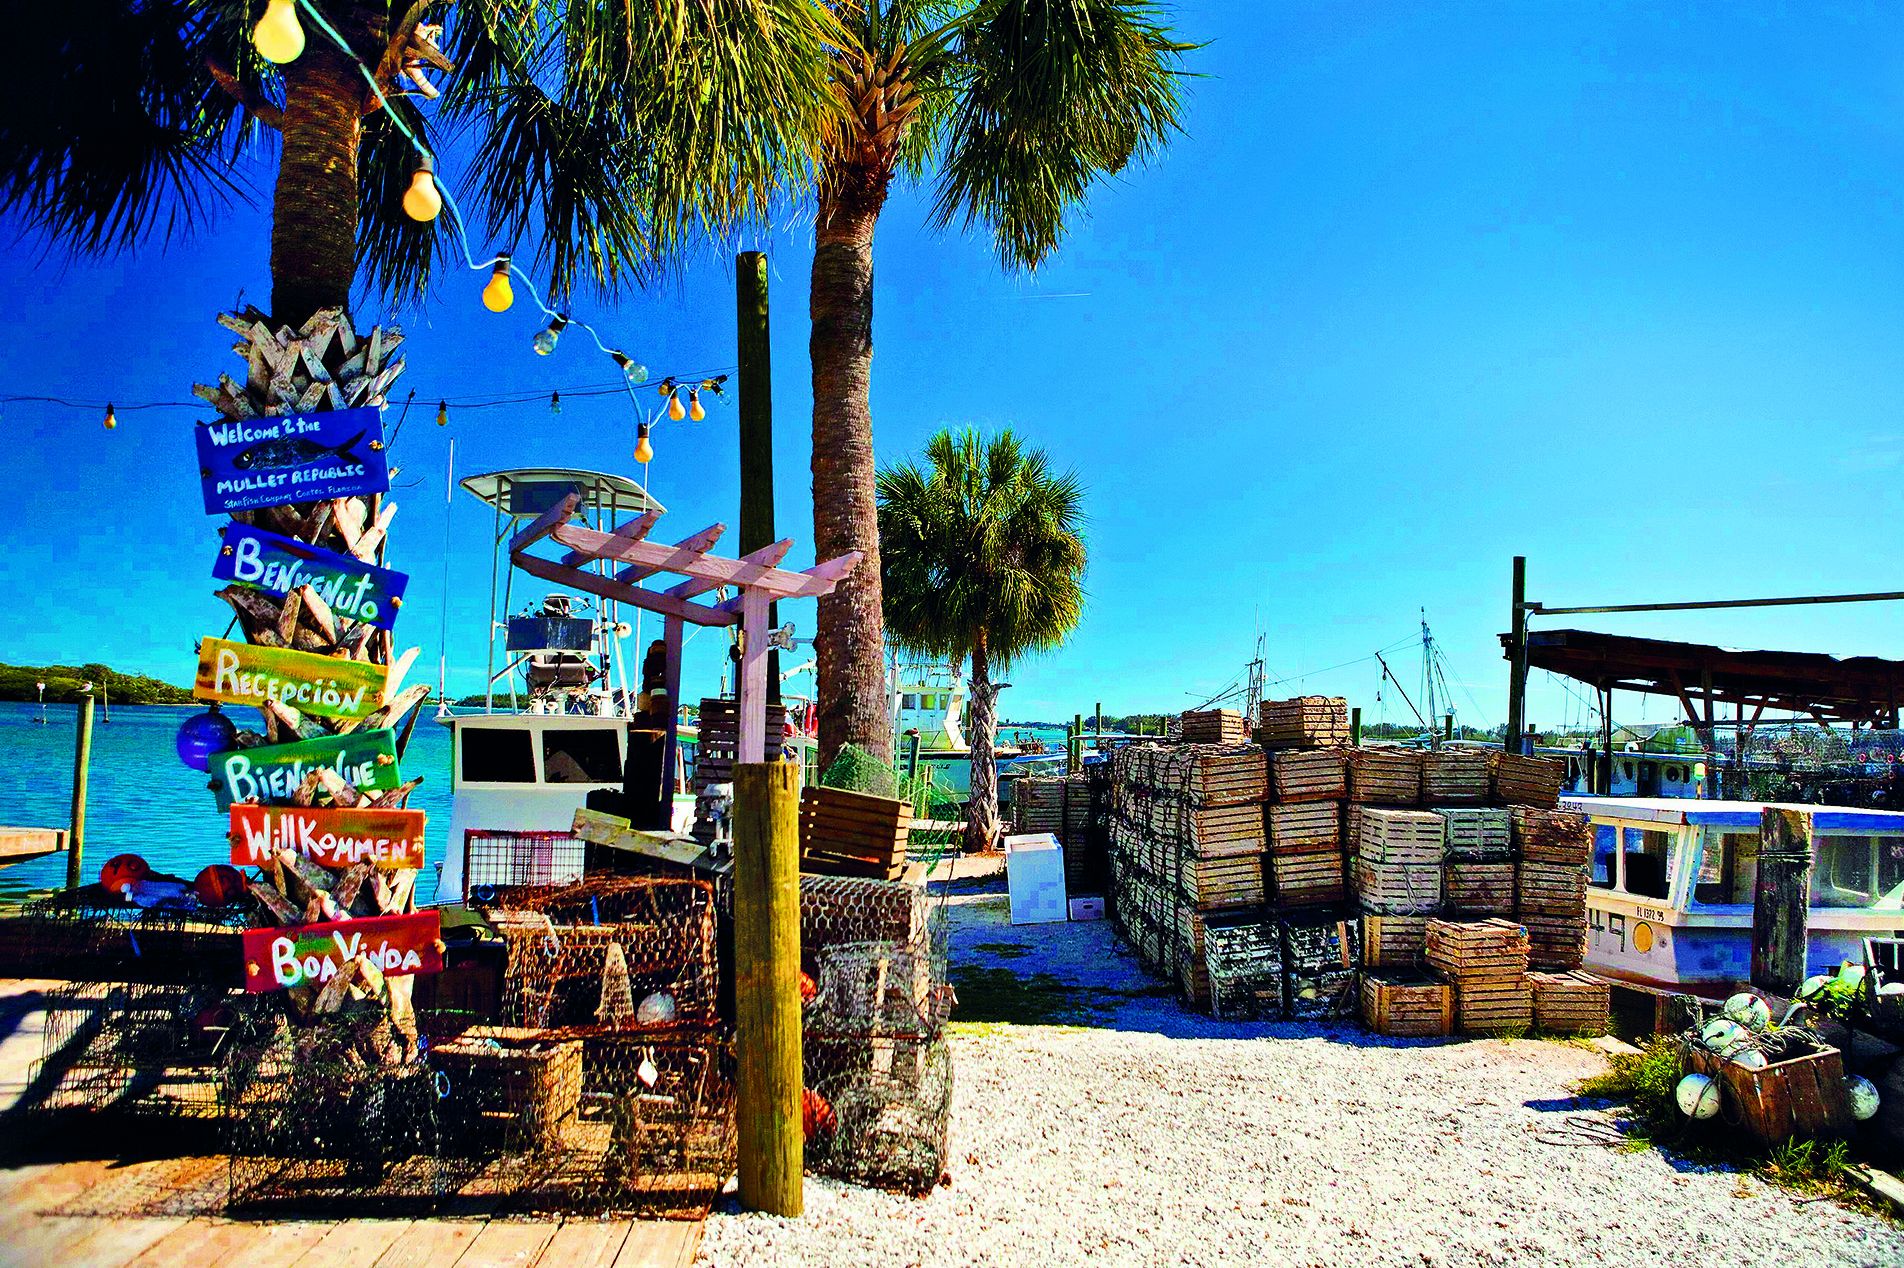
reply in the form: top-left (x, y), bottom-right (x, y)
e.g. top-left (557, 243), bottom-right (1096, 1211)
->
top-left (242, 911), bottom-right (442, 992)
top-left (229, 804), bottom-right (426, 870)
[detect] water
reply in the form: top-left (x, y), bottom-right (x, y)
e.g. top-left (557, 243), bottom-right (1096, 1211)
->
top-left (0, 700), bottom-right (452, 904)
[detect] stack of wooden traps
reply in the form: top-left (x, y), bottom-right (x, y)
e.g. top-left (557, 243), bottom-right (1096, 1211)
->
top-left (1256, 696), bottom-right (1351, 750)
top-left (1436, 808), bottom-right (1511, 860)
top-left (1348, 748), bottom-right (1422, 805)
top-left (1528, 970), bottom-right (1609, 1034)
top-left (1180, 709), bottom-right (1249, 745)
top-left (1361, 914), bottom-right (1431, 969)
top-left (1360, 972), bottom-right (1454, 1038)
top-left (1271, 748), bottom-right (1347, 802)
top-left (1013, 776), bottom-right (1068, 836)
top-left (1280, 914), bottom-right (1360, 1020)
top-left (1172, 745), bottom-right (1269, 804)
top-left (799, 786), bottom-right (912, 880)
top-left (692, 697), bottom-right (789, 840)
top-left (1353, 809), bottom-right (1444, 914)
top-left (1443, 861), bottom-right (1515, 916)
top-left (1425, 918), bottom-right (1531, 1034)
top-left (1490, 753), bottom-right (1566, 808)
top-left (1062, 774), bottom-right (1093, 888)
top-left (1420, 747), bottom-right (1490, 805)
top-left (1268, 801), bottom-right (1343, 906)
top-left (1511, 808), bottom-right (1591, 968)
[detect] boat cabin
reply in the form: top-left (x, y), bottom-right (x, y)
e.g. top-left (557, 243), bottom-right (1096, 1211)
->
top-left (1563, 794), bottom-right (1904, 991)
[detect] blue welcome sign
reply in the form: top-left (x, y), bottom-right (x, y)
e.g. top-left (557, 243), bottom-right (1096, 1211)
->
top-left (213, 524), bottom-right (409, 630)
top-left (195, 406), bottom-right (388, 514)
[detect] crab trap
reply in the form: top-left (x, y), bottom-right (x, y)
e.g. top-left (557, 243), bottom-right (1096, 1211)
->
top-left (35, 979), bottom-right (252, 1120)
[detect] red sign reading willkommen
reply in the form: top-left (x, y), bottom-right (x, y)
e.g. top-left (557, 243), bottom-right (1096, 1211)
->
top-left (229, 804), bottom-right (426, 871)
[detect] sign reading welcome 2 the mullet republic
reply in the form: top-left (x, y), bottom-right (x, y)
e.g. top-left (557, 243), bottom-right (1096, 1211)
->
top-left (210, 729), bottom-right (402, 810)
top-left (214, 524), bottom-right (408, 630)
top-left (194, 637), bottom-right (387, 721)
top-left (230, 804), bottom-right (426, 871)
top-left (242, 911), bottom-right (443, 993)
top-left (195, 405), bottom-right (388, 515)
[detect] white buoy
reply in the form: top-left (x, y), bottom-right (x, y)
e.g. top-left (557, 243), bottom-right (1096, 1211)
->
top-left (1701, 1017), bottom-right (1747, 1053)
top-left (636, 990), bottom-right (677, 1025)
top-left (1723, 992), bottom-right (1772, 1030)
top-left (1676, 1073), bottom-right (1722, 1120)
top-left (1796, 973), bottom-right (1832, 1000)
top-left (1848, 1075), bottom-right (1881, 1122)
top-left (1731, 1048), bottom-right (1769, 1072)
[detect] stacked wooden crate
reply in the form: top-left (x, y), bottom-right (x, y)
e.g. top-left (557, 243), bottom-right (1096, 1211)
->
top-left (1528, 970), bottom-right (1609, 1034)
top-left (799, 786), bottom-right (912, 881)
top-left (1361, 914), bottom-right (1432, 969)
top-left (1280, 914), bottom-right (1361, 1020)
top-left (1348, 748), bottom-right (1422, 805)
top-left (1266, 749), bottom-right (1346, 907)
top-left (1271, 748), bottom-right (1347, 802)
top-left (1360, 972), bottom-right (1454, 1038)
top-left (1425, 918), bottom-right (1532, 1034)
top-left (692, 696), bottom-right (789, 840)
top-left (1437, 808), bottom-right (1514, 916)
top-left (1512, 807), bottom-right (1593, 968)
top-left (1180, 709), bottom-right (1249, 745)
top-left (1256, 696), bottom-right (1351, 750)
top-left (1490, 753), bottom-right (1566, 808)
top-left (1421, 747), bottom-right (1490, 806)
top-left (1353, 809), bottom-right (1444, 914)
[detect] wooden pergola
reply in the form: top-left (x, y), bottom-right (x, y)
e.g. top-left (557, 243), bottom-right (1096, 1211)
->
top-left (511, 491), bottom-right (861, 773)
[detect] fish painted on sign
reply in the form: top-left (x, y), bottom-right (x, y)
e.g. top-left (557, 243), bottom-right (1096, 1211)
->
top-left (232, 431), bottom-right (367, 472)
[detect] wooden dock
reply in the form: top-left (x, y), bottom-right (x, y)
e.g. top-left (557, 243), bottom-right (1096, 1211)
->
top-left (0, 979), bottom-right (703, 1268)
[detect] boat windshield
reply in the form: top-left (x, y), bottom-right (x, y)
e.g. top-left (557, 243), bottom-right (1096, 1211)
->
top-left (1689, 826), bottom-right (1904, 911)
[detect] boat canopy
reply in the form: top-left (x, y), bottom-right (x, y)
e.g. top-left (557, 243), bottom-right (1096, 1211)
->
top-left (1561, 794), bottom-right (1904, 833)
top-left (461, 468), bottom-right (664, 518)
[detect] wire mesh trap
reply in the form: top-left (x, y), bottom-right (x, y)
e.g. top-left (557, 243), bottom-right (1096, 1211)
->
top-left (35, 979), bottom-right (248, 1120)
top-left (1, 896), bottom-right (253, 986)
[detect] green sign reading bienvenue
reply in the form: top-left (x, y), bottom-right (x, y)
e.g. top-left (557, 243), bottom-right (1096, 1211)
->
top-left (207, 728), bottom-right (401, 810)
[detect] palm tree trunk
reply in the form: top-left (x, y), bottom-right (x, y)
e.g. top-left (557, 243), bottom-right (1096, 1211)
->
top-left (270, 34), bottom-right (366, 326)
top-left (966, 637), bottom-right (999, 853)
top-left (810, 179), bottom-right (891, 766)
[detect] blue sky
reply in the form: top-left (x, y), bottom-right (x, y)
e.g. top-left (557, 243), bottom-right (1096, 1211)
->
top-left (5, 2), bottom-right (1904, 732)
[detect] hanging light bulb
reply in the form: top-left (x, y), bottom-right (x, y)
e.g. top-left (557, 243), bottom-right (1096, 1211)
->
top-left (611, 351), bottom-right (648, 384)
top-left (634, 422), bottom-right (655, 465)
top-left (481, 256), bottom-right (514, 313)
top-left (667, 390), bottom-right (686, 422)
top-left (436, 400), bottom-right (448, 427)
top-left (533, 314), bottom-right (568, 356)
top-left (252, 0), bottom-right (305, 63)
top-left (549, 392), bottom-right (562, 416)
top-left (401, 155), bottom-right (442, 222)
top-left (103, 402), bottom-right (117, 431)
top-left (687, 388), bottom-right (705, 422)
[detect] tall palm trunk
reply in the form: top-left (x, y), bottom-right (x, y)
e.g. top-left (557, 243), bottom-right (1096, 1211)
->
top-left (966, 634), bottom-right (1000, 853)
top-left (270, 29), bottom-right (368, 325)
top-left (811, 175), bottom-right (892, 766)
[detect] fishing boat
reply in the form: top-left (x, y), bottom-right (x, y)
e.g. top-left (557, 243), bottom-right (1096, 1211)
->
top-left (890, 660), bottom-right (1066, 798)
top-left (1563, 794), bottom-right (1904, 991)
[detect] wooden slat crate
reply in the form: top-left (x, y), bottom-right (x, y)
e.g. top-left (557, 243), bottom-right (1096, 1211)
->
top-left (1517, 861), bottom-right (1588, 916)
top-left (1436, 807), bottom-right (1512, 860)
top-left (1453, 978), bottom-right (1533, 1034)
top-left (1361, 972), bottom-right (1454, 1038)
top-left (1528, 970), bottom-right (1609, 1033)
top-left (1424, 918), bottom-right (1529, 981)
top-left (1490, 753), bottom-right (1566, 808)
top-left (1269, 801), bottom-right (1340, 853)
top-left (1521, 913), bottom-right (1587, 970)
top-left (1256, 696), bottom-right (1351, 750)
top-left (1356, 808), bottom-right (1444, 865)
top-left (1510, 807), bottom-right (1593, 865)
top-left (1146, 744), bottom-right (1268, 805)
top-left (1270, 850), bottom-right (1346, 906)
top-left (1444, 861), bottom-right (1515, 915)
top-left (1180, 709), bottom-right (1249, 745)
top-left (1354, 858), bottom-right (1443, 914)
top-left (1178, 803), bottom-right (1268, 854)
top-left (1362, 914), bottom-right (1431, 968)
top-left (693, 697), bottom-right (790, 792)
top-left (1681, 1039), bottom-right (1853, 1145)
top-left (432, 1026), bottom-right (583, 1153)
top-left (1420, 748), bottom-right (1491, 805)
top-left (1271, 749), bottom-right (1348, 803)
top-left (1179, 851), bottom-right (1268, 910)
top-left (1348, 748), bottom-right (1422, 805)
top-left (799, 786), bottom-right (911, 880)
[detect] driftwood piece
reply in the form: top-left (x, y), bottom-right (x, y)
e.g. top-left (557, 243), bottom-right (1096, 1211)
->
top-left (296, 583), bottom-right (339, 644)
top-left (248, 879), bottom-right (301, 924)
top-left (366, 776), bottom-right (424, 809)
top-left (276, 589), bottom-right (303, 645)
top-left (315, 767), bottom-right (363, 808)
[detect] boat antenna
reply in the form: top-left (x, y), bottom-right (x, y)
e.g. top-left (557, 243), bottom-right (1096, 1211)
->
top-left (437, 436), bottom-right (454, 715)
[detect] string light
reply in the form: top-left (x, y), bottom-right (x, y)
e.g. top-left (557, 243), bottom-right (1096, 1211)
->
top-left (253, 0), bottom-right (306, 63)
top-left (688, 388), bottom-right (705, 422)
top-left (401, 156), bottom-right (442, 222)
top-left (103, 403), bottom-right (117, 431)
top-left (549, 391), bottom-right (562, 415)
top-left (633, 421), bottom-right (654, 465)
top-left (436, 400), bottom-right (448, 426)
top-left (533, 315), bottom-right (567, 356)
top-left (667, 390), bottom-right (686, 422)
top-left (612, 351), bottom-right (649, 384)
top-left (481, 256), bottom-right (514, 312)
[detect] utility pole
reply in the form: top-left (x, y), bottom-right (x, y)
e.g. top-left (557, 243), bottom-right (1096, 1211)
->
top-left (1505, 556), bottom-right (1528, 757)
top-left (737, 251), bottom-right (779, 702)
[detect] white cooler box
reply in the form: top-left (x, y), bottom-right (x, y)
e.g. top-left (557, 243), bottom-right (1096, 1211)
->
top-left (1003, 832), bottom-right (1069, 925)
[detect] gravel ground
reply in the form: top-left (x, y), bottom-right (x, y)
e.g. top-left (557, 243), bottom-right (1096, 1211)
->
top-left (697, 871), bottom-right (1904, 1268)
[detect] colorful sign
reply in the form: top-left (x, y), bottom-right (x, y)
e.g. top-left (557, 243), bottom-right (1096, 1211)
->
top-left (230, 804), bottom-right (426, 870)
top-left (209, 729), bottom-right (401, 810)
top-left (213, 524), bottom-right (408, 630)
top-left (194, 405), bottom-right (388, 515)
top-left (242, 911), bottom-right (443, 993)
top-left (194, 637), bottom-right (386, 720)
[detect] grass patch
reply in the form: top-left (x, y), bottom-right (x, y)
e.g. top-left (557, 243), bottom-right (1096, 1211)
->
top-left (949, 965), bottom-right (1118, 1026)
top-left (1574, 1035), bottom-right (1683, 1141)
top-left (970, 942), bottom-right (1033, 959)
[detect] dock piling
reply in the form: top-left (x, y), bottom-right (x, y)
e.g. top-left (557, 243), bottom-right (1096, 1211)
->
top-left (67, 692), bottom-right (93, 891)
top-left (732, 760), bottom-right (803, 1215)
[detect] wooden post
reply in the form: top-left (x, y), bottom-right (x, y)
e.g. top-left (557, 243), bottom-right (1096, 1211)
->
top-left (737, 251), bottom-right (780, 702)
top-left (1599, 686), bottom-right (1614, 795)
top-left (1350, 707), bottom-right (1363, 746)
top-left (660, 615), bottom-right (684, 803)
top-left (1505, 556), bottom-right (1528, 757)
top-left (906, 731), bottom-right (921, 782)
top-left (1094, 701), bottom-right (1103, 752)
top-left (733, 760), bottom-right (803, 1215)
top-left (1443, 712), bottom-right (1454, 740)
top-left (1753, 807), bottom-right (1813, 993)
top-left (67, 693), bottom-right (94, 891)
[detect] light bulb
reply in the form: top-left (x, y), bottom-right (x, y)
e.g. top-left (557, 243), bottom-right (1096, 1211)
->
top-left (688, 389), bottom-right (705, 422)
top-left (401, 160), bottom-right (441, 222)
top-left (253, 0), bottom-right (305, 63)
top-left (634, 423), bottom-right (654, 465)
top-left (533, 315), bottom-right (567, 356)
top-left (549, 392), bottom-right (562, 415)
top-left (103, 402), bottom-right (117, 431)
top-left (482, 257), bottom-right (514, 312)
top-left (436, 401), bottom-right (448, 427)
top-left (667, 391), bottom-right (686, 422)
top-left (612, 351), bottom-right (648, 384)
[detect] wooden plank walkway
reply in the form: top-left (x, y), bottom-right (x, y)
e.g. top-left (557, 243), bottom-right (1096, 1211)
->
top-left (0, 979), bottom-right (702, 1268)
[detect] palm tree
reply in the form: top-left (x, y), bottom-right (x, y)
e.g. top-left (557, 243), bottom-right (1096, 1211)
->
top-left (877, 428), bottom-right (1085, 852)
top-left (810, 0), bottom-right (1191, 766)
top-left (3, 1), bottom-right (843, 326)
